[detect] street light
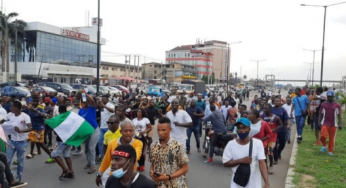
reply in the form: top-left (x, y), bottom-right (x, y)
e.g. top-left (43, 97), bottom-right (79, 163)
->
top-left (301, 2), bottom-right (346, 86)
top-left (303, 62), bottom-right (318, 85)
top-left (96, 0), bottom-right (101, 94)
top-left (250, 59), bottom-right (266, 90)
top-left (303, 49), bottom-right (322, 86)
top-left (226, 41), bottom-right (241, 93)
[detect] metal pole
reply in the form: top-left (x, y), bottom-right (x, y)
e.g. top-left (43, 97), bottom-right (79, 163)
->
top-left (227, 44), bottom-right (230, 93)
top-left (128, 55), bottom-right (131, 77)
top-left (14, 19), bottom-right (17, 82)
top-left (133, 55), bottom-right (136, 78)
top-left (137, 55), bottom-right (140, 82)
top-left (320, 7), bottom-right (327, 86)
top-left (312, 51), bottom-right (315, 86)
top-left (257, 61), bottom-right (259, 89)
top-left (96, 0), bottom-right (100, 93)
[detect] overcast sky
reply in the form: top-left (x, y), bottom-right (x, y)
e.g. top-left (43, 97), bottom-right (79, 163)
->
top-left (5, 0), bottom-right (346, 85)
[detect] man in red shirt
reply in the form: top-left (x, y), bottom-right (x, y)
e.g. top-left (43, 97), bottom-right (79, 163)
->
top-left (318, 91), bottom-right (342, 156)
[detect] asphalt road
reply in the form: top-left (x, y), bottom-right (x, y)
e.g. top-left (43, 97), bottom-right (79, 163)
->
top-left (17, 90), bottom-right (295, 188)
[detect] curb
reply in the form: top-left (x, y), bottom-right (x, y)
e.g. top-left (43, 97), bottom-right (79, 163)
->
top-left (285, 132), bottom-right (298, 188)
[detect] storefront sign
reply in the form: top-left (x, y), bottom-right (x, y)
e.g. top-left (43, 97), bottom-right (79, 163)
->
top-left (92, 17), bottom-right (103, 26)
top-left (61, 29), bottom-right (90, 41)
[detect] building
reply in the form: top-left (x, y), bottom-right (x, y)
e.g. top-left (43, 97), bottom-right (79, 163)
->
top-left (5, 20), bottom-right (106, 83)
top-left (166, 40), bottom-right (230, 83)
top-left (100, 61), bottom-right (142, 84)
top-left (141, 62), bottom-right (196, 84)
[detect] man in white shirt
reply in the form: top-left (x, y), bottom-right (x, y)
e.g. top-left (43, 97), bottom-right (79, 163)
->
top-left (1, 101), bottom-right (32, 182)
top-left (220, 100), bottom-right (232, 120)
top-left (97, 94), bottom-right (115, 162)
top-left (282, 96), bottom-right (294, 144)
top-left (166, 99), bottom-right (192, 146)
top-left (223, 117), bottom-right (269, 188)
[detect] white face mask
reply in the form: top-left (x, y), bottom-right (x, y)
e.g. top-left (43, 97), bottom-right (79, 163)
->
top-left (112, 159), bottom-right (130, 178)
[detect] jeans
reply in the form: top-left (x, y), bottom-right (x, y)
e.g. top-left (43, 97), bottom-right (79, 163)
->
top-left (6, 140), bottom-right (28, 180)
top-left (295, 115), bottom-right (306, 137)
top-left (0, 152), bottom-right (14, 188)
top-left (98, 128), bottom-right (108, 157)
top-left (186, 125), bottom-right (200, 151)
top-left (85, 127), bottom-right (100, 168)
top-left (286, 118), bottom-right (294, 141)
top-left (209, 133), bottom-right (223, 158)
top-left (312, 113), bottom-right (321, 130)
top-left (274, 131), bottom-right (286, 161)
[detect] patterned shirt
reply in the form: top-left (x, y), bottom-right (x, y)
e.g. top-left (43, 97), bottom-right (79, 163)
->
top-left (149, 138), bottom-right (189, 188)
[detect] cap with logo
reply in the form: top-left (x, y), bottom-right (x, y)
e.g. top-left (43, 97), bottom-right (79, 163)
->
top-left (235, 117), bottom-right (251, 127)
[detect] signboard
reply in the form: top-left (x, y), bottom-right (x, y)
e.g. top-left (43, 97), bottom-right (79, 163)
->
top-left (61, 29), bottom-right (90, 41)
top-left (92, 17), bottom-right (103, 26)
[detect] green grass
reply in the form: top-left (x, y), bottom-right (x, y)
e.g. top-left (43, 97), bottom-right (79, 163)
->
top-left (293, 112), bottom-right (346, 188)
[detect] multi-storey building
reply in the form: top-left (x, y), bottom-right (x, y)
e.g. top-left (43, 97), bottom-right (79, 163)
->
top-left (165, 40), bottom-right (230, 83)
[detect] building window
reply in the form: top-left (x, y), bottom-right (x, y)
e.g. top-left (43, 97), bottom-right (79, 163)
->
top-left (120, 68), bottom-right (124, 71)
top-left (106, 67), bottom-right (109, 70)
top-left (112, 68), bottom-right (114, 71)
top-left (102, 67), bottom-right (105, 70)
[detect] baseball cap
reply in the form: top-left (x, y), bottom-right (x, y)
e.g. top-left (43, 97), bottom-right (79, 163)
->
top-left (327, 90), bottom-right (335, 97)
top-left (235, 117), bottom-right (251, 127)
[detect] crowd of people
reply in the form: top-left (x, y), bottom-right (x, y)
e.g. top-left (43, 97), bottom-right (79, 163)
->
top-left (0, 84), bottom-right (342, 188)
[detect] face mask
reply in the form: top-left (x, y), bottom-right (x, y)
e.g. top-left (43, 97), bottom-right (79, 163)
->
top-left (237, 132), bottom-right (249, 140)
top-left (112, 159), bottom-right (130, 178)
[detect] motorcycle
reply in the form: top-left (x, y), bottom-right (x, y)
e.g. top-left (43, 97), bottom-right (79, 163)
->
top-left (203, 121), bottom-right (235, 157)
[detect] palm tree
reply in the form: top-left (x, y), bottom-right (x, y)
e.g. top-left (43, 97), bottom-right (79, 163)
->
top-left (0, 12), bottom-right (27, 80)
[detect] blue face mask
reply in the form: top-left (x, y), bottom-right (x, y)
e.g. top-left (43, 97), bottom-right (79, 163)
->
top-left (112, 159), bottom-right (130, 178)
top-left (237, 132), bottom-right (249, 140)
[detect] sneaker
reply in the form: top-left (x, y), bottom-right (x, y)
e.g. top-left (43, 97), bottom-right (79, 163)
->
top-left (186, 150), bottom-right (190, 154)
top-left (297, 136), bottom-right (302, 144)
top-left (328, 152), bottom-right (333, 156)
top-left (320, 147), bottom-right (327, 153)
top-left (138, 166), bottom-right (145, 172)
top-left (10, 182), bottom-right (28, 188)
top-left (287, 140), bottom-right (291, 144)
top-left (197, 148), bottom-right (201, 153)
top-left (45, 158), bottom-right (55, 164)
top-left (12, 161), bottom-right (18, 165)
top-left (72, 150), bottom-right (83, 156)
top-left (204, 158), bottom-right (213, 164)
top-left (268, 166), bottom-right (274, 174)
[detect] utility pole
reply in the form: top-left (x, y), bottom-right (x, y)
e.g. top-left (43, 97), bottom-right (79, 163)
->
top-left (250, 59), bottom-right (266, 90)
top-left (96, 0), bottom-right (100, 93)
top-left (128, 55), bottom-right (131, 77)
top-left (14, 19), bottom-right (18, 82)
top-left (133, 55), bottom-right (136, 79)
top-left (303, 49), bottom-right (322, 86)
top-left (226, 44), bottom-right (230, 92)
top-left (125, 55), bottom-right (127, 76)
top-left (137, 55), bottom-right (140, 82)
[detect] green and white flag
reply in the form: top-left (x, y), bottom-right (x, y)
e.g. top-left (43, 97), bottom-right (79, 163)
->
top-left (45, 111), bottom-right (94, 147)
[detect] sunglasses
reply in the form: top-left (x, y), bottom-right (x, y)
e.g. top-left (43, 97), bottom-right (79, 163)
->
top-left (107, 121), bottom-right (118, 125)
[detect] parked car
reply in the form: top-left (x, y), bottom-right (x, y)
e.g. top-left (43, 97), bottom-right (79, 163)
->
top-left (113, 85), bottom-right (129, 94)
top-left (0, 81), bottom-right (27, 88)
top-left (70, 84), bottom-right (96, 94)
top-left (0, 86), bottom-right (31, 100)
top-left (39, 82), bottom-right (76, 94)
top-left (92, 85), bottom-right (110, 95)
top-left (31, 86), bottom-right (58, 96)
top-left (108, 87), bottom-right (121, 95)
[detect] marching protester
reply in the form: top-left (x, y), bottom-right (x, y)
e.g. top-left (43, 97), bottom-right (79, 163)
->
top-left (223, 117), bottom-right (270, 188)
top-left (149, 117), bottom-right (189, 187)
top-left (282, 96), bottom-right (294, 144)
top-left (105, 145), bottom-right (156, 188)
top-left (186, 99), bottom-right (204, 154)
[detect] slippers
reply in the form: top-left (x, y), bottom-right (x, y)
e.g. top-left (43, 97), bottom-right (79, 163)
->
top-left (67, 171), bottom-right (75, 178)
top-left (26, 154), bottom-right (33, 159)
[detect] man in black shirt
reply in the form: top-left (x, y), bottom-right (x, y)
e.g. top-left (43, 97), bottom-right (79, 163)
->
top-left (105, 145), bottom-right (156, 188)
top-left (146, 100), bottom-right (158, 152)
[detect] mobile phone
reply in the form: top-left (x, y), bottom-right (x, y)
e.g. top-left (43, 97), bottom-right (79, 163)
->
top-left (154, 172), bottom-right (161, 177)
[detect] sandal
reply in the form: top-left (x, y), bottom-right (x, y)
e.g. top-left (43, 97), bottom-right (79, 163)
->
top-left (87, 167), bottom-right (96, 174)
top-left (67, 170), bottom-right (75, 178)
top-left (59, 170), bottom-right (69, 180)
top-left (26, 154), bottom-right (34, 159)
top-left (84, 164), bottom-right (90, 169)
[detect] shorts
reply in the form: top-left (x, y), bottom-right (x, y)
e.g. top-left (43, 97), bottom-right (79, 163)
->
top-left (51, 142), bottom-right (72, 158)
top-left (267, 142), bottom-right (276, 155)
top-left (28, 130), bottom-right (45, 143)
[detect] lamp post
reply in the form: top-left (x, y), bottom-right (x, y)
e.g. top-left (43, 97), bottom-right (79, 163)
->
top-left (96, 0), bottom-right (101, 94)
top-left (235, 72), bottom-right (238, 85)
top-left (250, 59), bottom-right (266, 90)
top-left (226, 41), bottom-right (241, 93)
top-left (303, 49), bottom-right (322, 86)
top-left (301, 2), bottom-right (346, 86)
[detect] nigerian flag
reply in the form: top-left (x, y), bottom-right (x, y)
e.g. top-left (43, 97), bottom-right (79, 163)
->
top-left (45, 111), bottom-right (94, 147)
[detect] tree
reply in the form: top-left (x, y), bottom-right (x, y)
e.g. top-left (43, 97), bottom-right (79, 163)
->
top-left (243, 75), bottom-right (247, 80)
top-left (200, 72), bottom-right (215, 84)
top-left (0, 12), bottom-right (27, 79)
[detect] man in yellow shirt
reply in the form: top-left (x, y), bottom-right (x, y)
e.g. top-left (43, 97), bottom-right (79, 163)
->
top-left (95, 120), bottom-right (143, 187)
top-left (102, 115), bottom-right (122, 157)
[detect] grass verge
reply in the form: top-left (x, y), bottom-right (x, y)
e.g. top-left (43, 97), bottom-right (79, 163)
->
top-left (293, 112), bottom-right (346, 188)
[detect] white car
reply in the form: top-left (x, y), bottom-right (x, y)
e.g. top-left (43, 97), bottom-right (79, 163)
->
top-left (108, 87), bottom-right (122, 95)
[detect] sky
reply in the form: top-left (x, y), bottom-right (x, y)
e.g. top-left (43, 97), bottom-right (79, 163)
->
top-left (4, 0), bottom-right (346, 85)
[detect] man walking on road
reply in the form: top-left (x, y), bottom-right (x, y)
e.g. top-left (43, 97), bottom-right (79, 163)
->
top-left (319, 91), bottom-right (342, 156)
top-left (283, 97), bottom-right (294, 144)
top-left (290, 87), bottom-right (310, 144)
top-left (186, 99), bottom-right (204, 154)
top-left (223, 117), bottom-right (270, 188)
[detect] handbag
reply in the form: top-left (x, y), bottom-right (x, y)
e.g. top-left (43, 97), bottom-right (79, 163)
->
top-left (233, 138), bottom-right (253, 187)
top-left (296, 97), bottom-right (308, 117)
